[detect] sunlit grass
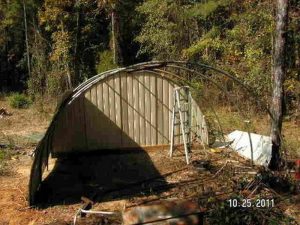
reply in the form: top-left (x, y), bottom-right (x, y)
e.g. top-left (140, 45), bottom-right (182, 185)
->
top-left (205, 106), bottom-right (299, 158)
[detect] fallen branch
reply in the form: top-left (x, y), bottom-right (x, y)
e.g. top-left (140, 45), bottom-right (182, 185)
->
top-left (234, 171), bottom-right (257, 175)
top-left (213, 160), bottom-right (229, 178)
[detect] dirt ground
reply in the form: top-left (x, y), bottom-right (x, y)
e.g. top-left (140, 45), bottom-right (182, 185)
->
top-left (0, 98), bottom-right (300, 225)
top-left (1, 147), bottom-right (299, 225)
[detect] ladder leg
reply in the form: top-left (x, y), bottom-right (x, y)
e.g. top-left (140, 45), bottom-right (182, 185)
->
top-left (169, 106), bottom-right (175, 157)
top-left (187, 92), bottom-right (192, 153)
top-left (176, 92), bottom-right (190, 164)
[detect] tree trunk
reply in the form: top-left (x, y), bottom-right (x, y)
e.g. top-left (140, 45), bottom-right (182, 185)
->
top-left (111, 7), bottom-right (123, 66)
top-left (270, 0), bottom-right (288, 170)
top-left (74, 6), bottom-right (81, 85)
top-left (22, 0), bottom-right (31, 78)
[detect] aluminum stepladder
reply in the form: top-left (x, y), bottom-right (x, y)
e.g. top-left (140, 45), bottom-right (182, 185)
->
top-left (169, 86), bottom-right (192, 164)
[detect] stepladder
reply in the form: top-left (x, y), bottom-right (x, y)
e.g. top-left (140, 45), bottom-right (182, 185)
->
top-left (169, 86), bottom-right (192, 164)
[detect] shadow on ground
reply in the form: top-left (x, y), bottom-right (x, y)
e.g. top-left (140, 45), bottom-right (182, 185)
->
top-left (32, 91), bottom-right (172, 208)
top-left (35, 150), bottom-right (168, 208)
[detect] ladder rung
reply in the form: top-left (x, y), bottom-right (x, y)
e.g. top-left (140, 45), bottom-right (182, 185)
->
top-left (173, 124), bottom-right (188, 127)
top-left (179, 98), bottom-right (188, 101)
top-left (174, 110), bottom-right (189, 113)
top-left (174, 120), bottom-right (189, 125)
top-left (174, 133), bottom-right (191, 137)
top-left (173, 121), bottom-right (189, 124)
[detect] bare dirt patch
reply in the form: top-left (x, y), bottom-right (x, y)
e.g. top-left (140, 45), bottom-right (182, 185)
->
top-left (0, 98), bottom-right (53, 137)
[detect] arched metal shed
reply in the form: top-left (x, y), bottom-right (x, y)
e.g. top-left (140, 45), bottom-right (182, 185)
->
top-left (29, 61), bottom-right (212, 205)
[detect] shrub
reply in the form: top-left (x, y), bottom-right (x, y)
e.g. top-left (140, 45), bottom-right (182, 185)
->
top-left (8, 93), bottom-right (32, 109)
top-left (96, 50), bottom-right (118, 74)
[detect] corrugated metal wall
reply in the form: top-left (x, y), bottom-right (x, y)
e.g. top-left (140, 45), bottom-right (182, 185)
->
top-left (52, 71), bottom-right (208, 154)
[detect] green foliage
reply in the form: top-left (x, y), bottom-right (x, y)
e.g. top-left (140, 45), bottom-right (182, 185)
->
top-left (96, 50), bottom-right (118, 73)
top-left (135, 0), bottom-right (300, 105)
top-left (186, 0), bottom-right (230, 19)
top-left (182, 0), bottom-right (275, 100)
top-left (136, 0), bottom-right (204, 60)
top-left (135, 0), bottom-right (179, 59)
top-left (39, 0), bottom-right (75, 92)
top-left (8, 93), bottom-right (32, 109)
top-left (28, 33), bottom-right (49, 98)
top-left (0, 0), bottom-right (299, 118)
top-left (0, 0), bottom-right (39, 91)
top-left (32, 0), bottom-right (116, 96)
top-left (184, 36), bottom-right (224, 60)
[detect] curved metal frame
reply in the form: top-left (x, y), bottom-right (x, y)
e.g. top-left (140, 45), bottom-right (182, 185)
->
top-left (29, 61), bottom-right (275, 206)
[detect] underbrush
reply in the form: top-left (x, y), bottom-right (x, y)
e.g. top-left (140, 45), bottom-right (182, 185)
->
top-left (3, 93), bottom-right (56, 122)
top-left (0, 94), bottom-right (55, 154)
top-left (204, 168), bottom-right (298, 225)
top-left (8, 93), bottom-right (32, 109)
top-left (207, 196), bottom-right (297, 225)
top-left (31, 95), bottom-right (57, 120)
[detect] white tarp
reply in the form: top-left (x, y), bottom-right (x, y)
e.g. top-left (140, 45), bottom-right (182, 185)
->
top-left (227, 130), bottom-right (272, 167)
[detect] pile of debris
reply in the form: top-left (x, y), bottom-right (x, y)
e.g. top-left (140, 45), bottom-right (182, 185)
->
top-left (0, 107), bottom-right (12, 119)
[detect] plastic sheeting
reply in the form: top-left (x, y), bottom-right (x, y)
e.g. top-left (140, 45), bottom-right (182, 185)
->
top-left (227, 130), bottom-right (272, 167)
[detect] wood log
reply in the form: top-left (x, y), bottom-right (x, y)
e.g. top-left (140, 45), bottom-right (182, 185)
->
top-left (123, 200), bottom-right (204, 225)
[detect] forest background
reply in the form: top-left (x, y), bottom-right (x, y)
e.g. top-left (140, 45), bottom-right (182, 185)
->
top-left (0, 0), bottom-right (298, 105)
